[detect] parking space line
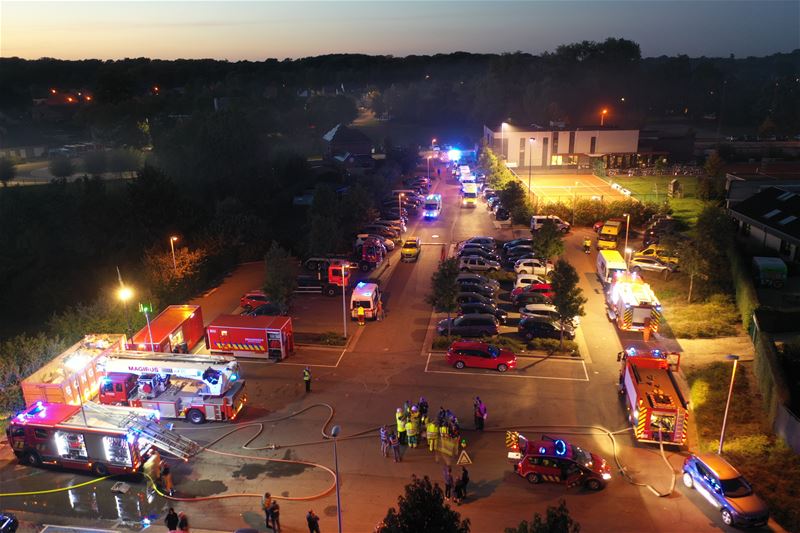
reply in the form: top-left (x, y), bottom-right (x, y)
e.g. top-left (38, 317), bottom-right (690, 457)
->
top-left (424, 353), bottom-right (589, 381)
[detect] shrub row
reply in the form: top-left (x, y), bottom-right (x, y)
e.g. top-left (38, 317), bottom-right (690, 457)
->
top-left (727, 245), bottom-right (759, 331)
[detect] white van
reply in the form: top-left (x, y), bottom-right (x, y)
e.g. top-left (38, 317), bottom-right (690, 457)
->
top-left (531, 215), bottom-right (571, 233)
top-left (596, 250), bottom-right (628, 285)
top-left (350, 282), bottom-right (381, 320)
top-left (461, 183), bottom-right (478, 208)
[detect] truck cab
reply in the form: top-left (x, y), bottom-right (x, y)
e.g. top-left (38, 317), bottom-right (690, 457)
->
top-left (597, 220), bottom-right (622, 250)
top-left (99, 373), bottom-right (139, 405)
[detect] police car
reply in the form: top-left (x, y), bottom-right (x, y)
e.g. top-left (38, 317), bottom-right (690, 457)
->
top-left (509, 434), bottom-right (611, 491)
top-left (682, 453), bottom-right (769, 527)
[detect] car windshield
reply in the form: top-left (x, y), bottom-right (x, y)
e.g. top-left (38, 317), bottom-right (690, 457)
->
top-left (486, 344), bottom-right (500, 358)
top-left (721, 476), bottom-right (753, 498)
top-left (572, 445), bottom-right (594, 468)
top-left (403, 242), bottom-right (417, 249)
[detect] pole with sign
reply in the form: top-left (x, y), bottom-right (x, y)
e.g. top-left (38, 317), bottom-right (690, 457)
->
top-left (139, 302), bottom-right (156, 352)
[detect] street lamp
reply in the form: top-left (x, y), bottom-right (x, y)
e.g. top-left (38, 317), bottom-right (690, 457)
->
top-left (527, 138), bottom-right (535, 205)
top-left (169, 236), bottom-right (178, 273)
top-left (625, 247), bottom-right (633, 267)
top-left (600, 109), bottom-right (608, 126)
top-left (118, 285), bottom-right (134, 338)
top-left (331, 425), bottom-right (343, 533)
top-left (623, 213), bottom-right (631, 256)
top-left (398, 193), bottom-right (404, 217)
top-left (427, 156), bottom-right (431, 180)
top-left (500, 122), bottom-right (507, 159)
top-left (718, 354), bottom-right (740, 454)
top-left (341, 263), bottom-right (349, 340)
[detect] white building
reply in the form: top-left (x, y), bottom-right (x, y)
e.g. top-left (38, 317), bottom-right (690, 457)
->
top-left (482, 123), bottom-right (640, 169)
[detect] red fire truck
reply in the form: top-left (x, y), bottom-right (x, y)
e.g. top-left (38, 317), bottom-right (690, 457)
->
top-left (96, 351), bottom-right (247, 424)
top-left (126, 305), bottom-right (204, 353)
top-left (6, 401), bottom-right (199, 476)
top-left (206, 314), bottom-right (294, 360)
top-left (617, 347), bottom-right (688, 445)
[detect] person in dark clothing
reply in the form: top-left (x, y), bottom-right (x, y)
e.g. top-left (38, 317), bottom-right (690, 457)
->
top-left (269, 500), bottom-right (281, 532)
top-left (164, 508), bottom-right (179, 532)
top-left (307, 509), bottom-right (321, 533)
top-left (177, 511), bottom-right (189, 532)
top-left (443, 466), bottom-right (453, 500)
top-left (460, 466), bottom-right (470, 500)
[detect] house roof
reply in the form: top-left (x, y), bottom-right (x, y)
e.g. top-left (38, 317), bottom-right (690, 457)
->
top-left (730, 187), bottom-right (800, 242)
top-left (322, 124), bottom-right (372, 145)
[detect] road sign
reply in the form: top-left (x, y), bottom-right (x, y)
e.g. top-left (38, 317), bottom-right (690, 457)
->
top-left (456, 450), bottom-right (472, 465)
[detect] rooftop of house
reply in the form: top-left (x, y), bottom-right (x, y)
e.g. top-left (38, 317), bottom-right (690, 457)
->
top-left (730, 186), bottom-right (800, 241)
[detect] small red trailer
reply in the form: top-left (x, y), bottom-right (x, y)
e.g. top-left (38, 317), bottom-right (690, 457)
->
top-left (127, 305), bottom-right (204, 353)
top-left (206, 314), bottom-right (294, 360)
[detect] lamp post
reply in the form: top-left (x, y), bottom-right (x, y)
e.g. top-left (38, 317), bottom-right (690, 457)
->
top-left (625, 247), bottom-right (633, 268)
top-left (331, 425), bottom-right (343, 533)
top-left (117, 285), bottom-right (134, 339)
top-left (398, 193), bottom-right (404, 217)
top-left (601, 109), bottom-right (608, 126)
top-left (427, 156), bottom-right (431, 180)
top-left (500, 122), bottom-right (507, 159)
top-left (528, 138), bottom-right (535, 205)
top-left (169, 236), bottom-right (178, 273)
top-left (718, 354), bottom-right (740, 454)
top-left (623, 213), bottom-right (631, 256)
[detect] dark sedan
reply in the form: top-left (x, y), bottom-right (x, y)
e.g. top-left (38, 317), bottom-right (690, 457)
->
top-left (456, 281), bottom-right (496, 298)
top-left (457, 247), bottom-right (501, 262)
top-left (459, 302), bottom-right (508, 325)
top-left (456, 292), bottom-right (493, 306)
top-left (436, 313), bottom-right (499, 337)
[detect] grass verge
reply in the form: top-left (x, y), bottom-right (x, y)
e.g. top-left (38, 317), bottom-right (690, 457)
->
top-left (685, 362), bottom-right (800, 531)
top-left (294, 331), bottom-right (347, 346)
top-left (608, 175), bottom-right (705, 226)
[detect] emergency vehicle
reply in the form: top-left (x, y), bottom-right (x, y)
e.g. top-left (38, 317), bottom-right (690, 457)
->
top-left (461, 183), bottom-right (478, 208)
top-left (6, 401), bottom-right (200, 476)
top-left (506, 432), bottom-right (612, 491)
top-left (617, 347), bottom-right (689, 445)
top-left (96, 351), bottom-right (247, 424)
top-left (423, 194), bottom-right (442, 219)
top-left (605, 272), bottom-right (662, 336)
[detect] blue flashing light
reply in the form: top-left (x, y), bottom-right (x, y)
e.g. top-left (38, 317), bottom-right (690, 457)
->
top-left (142, 517), bottom-right (151, 528)
top-left (356, 282), bottom-right (366, 288)
top-left (35, 400), bottom-right (44, 409)
top-left (364, 291), bottom-right (372, 297)
top-left (554, 439), bottom-right (567, 456)
top-left (538, 446), bottom-right (546, 455)
top-left (231, 373), bottom-right (238, 382)
top-left (127, 432), bottom-right (136, 444)
top-left (655, 305), bottom-right (662, 311)
top-left (38, 408), bottom-right (48, 418)
top-left (626, 347), bottom-right (638, 357)
top-left (448, 149), bottom-right (462, 161)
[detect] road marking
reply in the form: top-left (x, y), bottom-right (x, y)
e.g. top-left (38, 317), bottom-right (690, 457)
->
top-left (424, 353), bottom-right (589, 381)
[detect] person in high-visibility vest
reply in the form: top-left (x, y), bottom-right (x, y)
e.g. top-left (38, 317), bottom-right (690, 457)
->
top-left (427, 420), bottom-right (439, 452)
top-left (406, 417), bottom-right (419, 448)
top-left (395, 408), bottom-right (407, 445)
top-left (303, 367), bottom-right (312, 393)
top-left (357, 305), bottom-right (366, 326)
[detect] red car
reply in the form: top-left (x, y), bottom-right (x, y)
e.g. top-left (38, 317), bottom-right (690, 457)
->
top-left (510, 283), bottom-right (554, 300)
top-left (240, 290), bottom-right (270, 311)
top-left (446, 341), bottom-right (517, 372)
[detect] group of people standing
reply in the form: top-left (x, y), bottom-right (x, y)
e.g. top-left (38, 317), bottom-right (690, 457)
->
top-left (443, 465), bottom-right (470, 505)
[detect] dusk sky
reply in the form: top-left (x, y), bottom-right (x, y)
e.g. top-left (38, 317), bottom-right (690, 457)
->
top-left (2, 1), bottom-right (799, 61)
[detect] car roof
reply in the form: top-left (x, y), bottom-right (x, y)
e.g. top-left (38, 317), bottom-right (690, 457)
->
top-left (693, 453), bottom-right (741, 479)
top-left (457, 313), bottom-right (496, 319)
top-left (450, 340), bottom-right (492, 350)
top-left (524, 304), bottom-right (557, 312)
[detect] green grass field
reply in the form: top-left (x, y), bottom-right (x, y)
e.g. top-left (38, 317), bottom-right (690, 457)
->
top-left (608, 175), bottom-right (706, 225)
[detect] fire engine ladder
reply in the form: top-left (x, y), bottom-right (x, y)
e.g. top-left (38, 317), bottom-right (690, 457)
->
top-left (85, 403), bottom-right (201, 460)
top-left (121, 415), bottom-right (202, 460)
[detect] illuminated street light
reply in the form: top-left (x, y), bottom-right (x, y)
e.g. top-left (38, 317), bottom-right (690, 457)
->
top-left (170, 236), bottom-right (178, 273)
top-left (601, 109), bottom-right (608, 126)
top-left (718, 354), bottom-right (740, 454)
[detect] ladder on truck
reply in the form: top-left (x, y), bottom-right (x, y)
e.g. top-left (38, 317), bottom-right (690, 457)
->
top-left (84, 402), bottom-right (201, 460)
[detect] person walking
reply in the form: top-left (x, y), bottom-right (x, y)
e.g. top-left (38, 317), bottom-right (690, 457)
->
top-left (261, 492), bottom-right (273, 529)
top-left (303, 367), bottom-right (312, 393)
top-left (161, 463), bottom-right (174, 496)
top-left (178, 511), bottom-right (189, 532)
top-left (395, 408), bottom-right (407, 445)
top-left (389, 431), bottom-right (401, 462)
top-left (306, 509), bottom-right (321, 533)
top-left (443, 466), bottom-right (453, 501)
top-left (426, 419), bottom-right (439, 452)
top-left (357, 305), bottom-right (366, 326)
top-left (269, 500), bottom-right (281, 533)
top-left (474, 397), bottom-right (487, 431)
top-left (459, 466), bottom-right (470, 501)
top-left (379, 425), bottom-right (389, 458)
top-left (164, 508), bottom-right (179, 533)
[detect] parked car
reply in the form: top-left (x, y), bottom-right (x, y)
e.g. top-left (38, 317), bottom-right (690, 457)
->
top-left (495, 207), bottom-right (511, 221)
top-left (514, 273), bottom-right (548, 291)
top-left (511, 282), bottom-right (554, 300)
top-left (373, 219), bottom-right (406, 233)
top-left (457, 272), bottom-right (501, 291)
top-left (436, 314), bottom-right (500, 337)
top-left (458, 256), bottom-right (501, 272)
top-left (518, 316), bottom-right (574, 341)
top-left (455, 291), bottom-right (493, 306)
top-left (512, 291), bottom-right (553, 307)
top-left (459, 302), bottom-right (508, 325)
top-left (240, 290), bottom-right (270, 311)
top-left (487, 196), bottom-right (501, 209)
top-left (445, 341), bottom-right (516, 372)
top-left (457, 247), bottom-right (501, 262)
top-left (361, 225), bottom-right (399, 239)
top-left (506, 244), bottom-right (535, 258)
top-left (461, 236), bottom-right (497, 250)
top-left (456, 281), bottom-right (497, 298)
top-left (458, 242), bottom-right (496, 256)
top-left (244, 303), bottom-right (283, 316)
top-left (482, 188), bottom-right (497, 199)
top-left (503, 238), bottom-right (532, 252)
top-left (634, 244), bottom-right (679, 265)
top-left (629, 256), bottom-right (676, 274)
top-left (531, 215), bottom-right (571, 233)
top-left (356, 233), bottom-right (395, 251)
top-left (520, 303), bottom-right (580, 326)
top-left (682, 453), bottom-right (769, 527)
top-left (514, 258), bottom-right (554, 277)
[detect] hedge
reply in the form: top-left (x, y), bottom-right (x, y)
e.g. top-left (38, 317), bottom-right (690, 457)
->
top-left (727, 245), bottom-right (759, 331)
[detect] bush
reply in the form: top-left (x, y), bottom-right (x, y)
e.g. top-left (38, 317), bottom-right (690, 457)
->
top-left (0, 334), bottom-right (68, 416)
top-left (661, 293), bottom-right (741, 338)
top-left (432, 336), bottom-right (453, 350)
top-left (318, 331), bottom-right (347, 346)
top-left (483, 270), bottom-right (516, 284)
top-left (526, 338), bottom-right (578, 355)
top-left (728, 246), bottom-right (759, 331)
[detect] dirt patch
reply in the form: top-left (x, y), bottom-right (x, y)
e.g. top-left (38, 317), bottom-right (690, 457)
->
top-left (261, 449), bottom-right (314, 478)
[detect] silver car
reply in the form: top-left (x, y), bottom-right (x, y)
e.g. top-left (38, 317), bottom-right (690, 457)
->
top-left (629, 257), bottom-right (675, 274)
top-left (458, 255), bottom-right (501, 272)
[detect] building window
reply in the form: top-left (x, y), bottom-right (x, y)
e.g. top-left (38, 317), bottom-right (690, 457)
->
top-left (541, 138), bottom-right (549, 166)
top-left (551, 155), bottom-right (563, 165)
top-left (552, 133), bottom-right (559, 154)
top-left (590, 136), bottom-right (597, 154)
top-left (519, 138), bottom-right (526, 166)
top-left (568, 132), bottom-right (575, 154)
